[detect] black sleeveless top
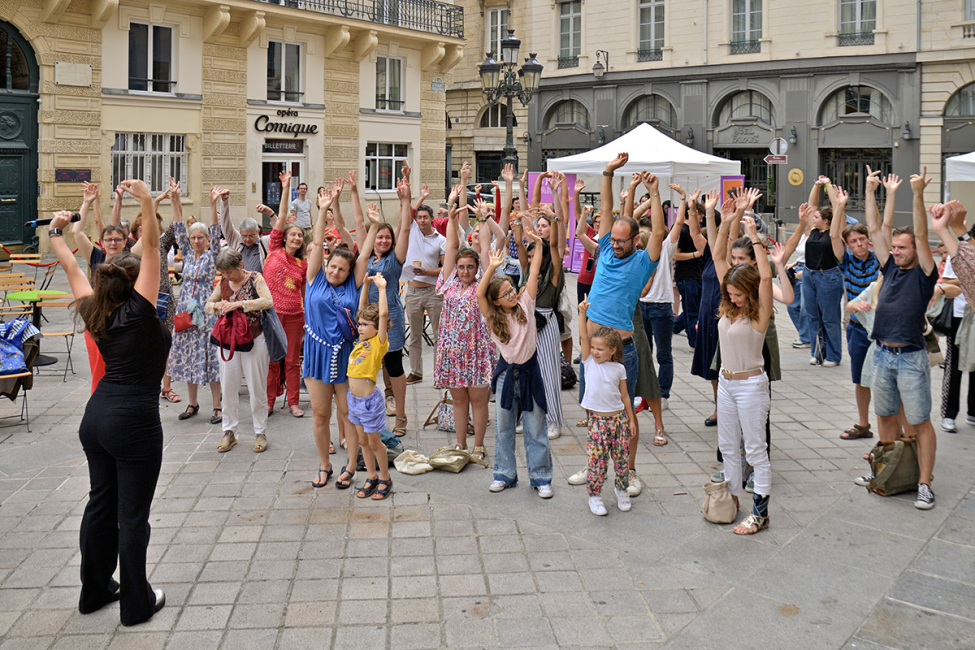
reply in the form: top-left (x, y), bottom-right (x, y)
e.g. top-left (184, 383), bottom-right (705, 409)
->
top-left (96, 292), bottom-right (172, 386)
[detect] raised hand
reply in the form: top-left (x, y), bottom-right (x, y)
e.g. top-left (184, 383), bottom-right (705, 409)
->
top-left (630, 173), bottom-right (642, 187)
top-left (769, 241), bottom-right (786, 266)
top-left (583, 204), bottom-right (594, 217)
top-left (169, 176), bottom-right (181, 199)
top-left (798, 202), bottom-right (814, 224)
top-left (704, 189), bottom-right (720, 212)
top-left (487, 247), bottom-right (505, 270)
top-left (519, 168), bottom-right (529, 188)
top-left (815, 175), bottom-right (831, 187)
top-left (400, 162), bottom-right (411, 182)
top-left (318, 186), bottom-right (334, 209)
top-left (832, 185), bottom-right (849, 209)
top-left (502, 163), bottom-right (514, 183)
top-left (865, 166), bottom-right (882, 193)
top-left (474, 183), bottom-right (482, 195)
top-left (279, 169), bottom-right (292, 188)
top-left (210, 186), bottom-right (223, 204)
top-left (82, 181), bottom-right (99, 204)
top-left (333, 178), bottom-right (346, 200)
top-left (575, 177), bottom-right (585, 194)
top-left (460, 160), bottom-right (472, 183)
top-left (720, 197), bottom-right (737, 219)
top-left (578, 299), bottom-right (589, 318)
top-left (347, 170), bottom-right (358, 191)
top-left (366, 202), bottom-right (381, 226)
top-left (668, 183), bottom-right (686, 199)
top-left (734, 188), bottom-right (749, 211)
top-left (524, 220), bottom-right (542, 244)
top-left (50, 210), bottom-right (74, 230)
top-left (473, 197), bottom-right (489, 220)
top-left (396, 177), bottom-right (411, 202)
top-left (745, 187), bottom-right (762, 209)
top-left (372, 273), bottom-right (387, 290)
top-left (606, 152), bottom-right (629, 172)
top-left (946, 199), bottom-right (968, 232)
top-left (255, 204), bottom-right (274, 216)
top-left (743, 215), bottom-right (758, 239)
top-left (114, 184), bottom-right (124, 202)
top-left (930, 204), bottom-right (950, 232)
top-left (883, 173), bottom-right (902, 193)
top-left (641, 171), bottom-right (658, 192)
top-left (448, 183), bottom-right (462, 203)
top-left (910, 167), bottom-right (931, 194)
top-left (420, 184), bottom-right (430, 200)
top-left (120, 179), bottom-right (151, 201)
top-left (689, 189), bottom-right (702, 207)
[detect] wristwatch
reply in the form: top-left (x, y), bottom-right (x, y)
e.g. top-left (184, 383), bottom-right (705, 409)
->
top-left (602, 171), bottom-right (614, 177)
top-left (960, 232), bottom-right (971, 242)
top-left (48, 228), bottom-right (63, 238)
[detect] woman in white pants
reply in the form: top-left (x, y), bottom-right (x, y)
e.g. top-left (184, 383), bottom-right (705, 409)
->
top-left (714, 214), bottom-right (774, 535)
top-left (206, 249), bottom-right (273, 453)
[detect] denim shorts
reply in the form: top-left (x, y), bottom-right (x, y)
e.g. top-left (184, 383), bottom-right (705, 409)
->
top-left (622, 338), bottom-right (638, 408)
top-left (347, 388), bottom-right (386, 433)
top-left (871, 345), bottom-right (931, 425)
top-left (847, 321), bottom-right (871, 385)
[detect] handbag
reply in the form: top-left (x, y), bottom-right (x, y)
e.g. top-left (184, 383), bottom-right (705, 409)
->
top-left (262, 307), bottom-right (287, 363)
top-left (927, 294), bottom-right (954, 336)
top-left (428, 446), bottom-right (489, 473)
top-left (174, 262), bottom-right (203, 332)
top-left (424, 391), bottom-right (474, 435)
top-left (701, 480), bottom-right (737, 524)
top-left (328, 283), bottom-right (358, 343)
top-left (210, 309), bottom-right (254, 361)
top-left (867, 437), bottom-right (921, 497)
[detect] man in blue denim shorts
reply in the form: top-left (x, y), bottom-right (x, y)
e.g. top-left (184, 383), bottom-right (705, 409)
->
top-left (860, 168), bottom-right (939, 510)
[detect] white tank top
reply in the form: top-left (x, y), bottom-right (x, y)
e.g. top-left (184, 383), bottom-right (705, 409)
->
top-left (718, 315), bottom-right (766, 373)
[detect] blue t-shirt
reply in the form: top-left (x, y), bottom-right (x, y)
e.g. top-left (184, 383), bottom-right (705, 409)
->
top-left (586, 232), bottom-right (658, 331)
top-left (305, 270), bottom-right (358, 345)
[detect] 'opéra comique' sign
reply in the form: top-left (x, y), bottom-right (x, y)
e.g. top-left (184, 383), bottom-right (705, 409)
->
top-left (255, 108), bottom-right (319, 138)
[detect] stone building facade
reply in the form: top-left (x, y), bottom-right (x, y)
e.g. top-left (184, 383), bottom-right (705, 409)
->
top-left (0, 0), bottom-right (463, 249)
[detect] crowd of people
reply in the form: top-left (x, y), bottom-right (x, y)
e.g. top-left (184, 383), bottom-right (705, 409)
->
top-left (51, 153), bottom-right (970, 626)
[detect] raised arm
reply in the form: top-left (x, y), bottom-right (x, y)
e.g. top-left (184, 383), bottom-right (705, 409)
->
top-left (575, 205), bottom-right (598, 255)
top-left (781, 203), bottom-right (812, 263)
top-left (829, 185), bottom-right (849, 262)
top-left (745, 215), bottom-right (773, 332)
top-left (477, 248), bottom-right (505, 318)
top-left (882, 173), bottom-right (902, 249)
top-left (373, 273), bottom-right (389, 345)
top-left (808, 175), bottom-right (829, 211)
top-left (623, 174), bottom-right (640, 219)
top-left (354, 182), bottom-right (383, 287)
top-left (600, 153), bottom-right (628, 238)
top-left (122, 179), bottom-right (160, 303)
top-left (668, 186), bottom-right (687, 244)
top-left (712, 197), bottom-right (738, 279)
top-left (442, 198), bottom-right (463, 280)
top-left (330, 178), bottom-right (354, 250)
top-left (307, 186), bottom-right (337, 284)
top-left (83, 182), bottom-right (105, 236)
top-left (557, 172), bottom-right (570, 259)
top-left (522, 222), bottom-right (545, 299)
top-left (643, 172), bottom-right (665, 262)
top-left (48, 211), bottom-right (92, 300)
top-left (359, 275), bottom-right (372, 318)
top-left (864, 166), bottom-right (883, 245)
top-left (170, 176), bottom-right (185, 226)
top-left (769, 241), bottom-right (795, 305)
top-left (74, 183), bottom-right (97, 262)
top-left (348, 170), bottom-right (366, 250)
top-left (110, 183), bottom-right (123, 228)
top-left (519, 168), bottom-right (529, 210)
top-left (932, 203), bottom-right (960, 258)
top-left (910, 167), bottom-right (936, 275)
top-left (578, 299), bottom-right (591, 362)
top-left (532, 170), bottom-right (548, 209)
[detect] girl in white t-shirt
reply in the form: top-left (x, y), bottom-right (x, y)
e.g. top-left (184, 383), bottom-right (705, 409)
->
top-left (578, 300), bottom-right (637, 516)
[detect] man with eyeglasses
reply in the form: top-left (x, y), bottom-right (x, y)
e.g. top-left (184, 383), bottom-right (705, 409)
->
top-left (73, 186), bottom-right (130, 276)
top-left (403, 201), bottom-right (446, 385)
top-left (216, 186), bottom-right (271, 273)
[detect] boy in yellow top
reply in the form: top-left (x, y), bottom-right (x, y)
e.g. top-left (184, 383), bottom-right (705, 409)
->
top-left (348, 273), bottom-right (391, 500)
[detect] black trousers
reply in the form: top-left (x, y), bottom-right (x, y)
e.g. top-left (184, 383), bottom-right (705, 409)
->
top-left (942, 315), bottom-right (975, 420)
top-left (78, 382), bottom-right (162, 626)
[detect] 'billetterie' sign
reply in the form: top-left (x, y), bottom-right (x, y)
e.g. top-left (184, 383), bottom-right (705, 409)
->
top-left (255, 108), bottom-right (318, 138)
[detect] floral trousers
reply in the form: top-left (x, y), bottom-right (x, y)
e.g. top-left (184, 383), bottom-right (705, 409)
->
top-left (586, 412), bottom-right (630, 496)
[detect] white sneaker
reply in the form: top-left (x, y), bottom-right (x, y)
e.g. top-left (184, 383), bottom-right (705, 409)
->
top-left (489, 480), bottom-right (510, 492)
top-left (661, 398), bottom-right (669, 411)
top-left (614, 488), bottom-right (632, 512)
top-left (568, 468), bottom-right (588, 485)
top-left (588, 495), bottom-right (608, 516)
top-left (626, 470), bottom-right (642, 496)
top-left (823, 360), bottom-right (838, 368)
top-left (809, 357), bottom-right (820, 366)
top-left (792, 339), bottom-right (811, 349)
top-left (536, 485), bottom-right (554, 499)
top-left (853, 473), bottom-right (874, 487)
top-left (547, 421), bottom-right (561, 440)
top-left (515, 424), bottom-right (523, 434)
top-left (942, 418), bottom-right (958, 433)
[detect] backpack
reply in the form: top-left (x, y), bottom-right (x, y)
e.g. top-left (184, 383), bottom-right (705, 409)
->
top-left (867, 437), bottom-right (920, 497)
top-left (560, 354), bottom-right (577, 390)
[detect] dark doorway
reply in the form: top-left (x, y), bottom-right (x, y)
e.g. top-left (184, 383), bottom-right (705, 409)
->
top-left (714, 148), bottom-right (772, 212)
top-left (0, 22), bottom-right (38, 246)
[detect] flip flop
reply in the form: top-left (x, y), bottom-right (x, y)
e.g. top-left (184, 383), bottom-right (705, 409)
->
top-left (161, 388), bottom-right (182, 403)
top-left (312, 466), bottom-right (333, 488)
top-left (653, 430), bottom-right (668, 446)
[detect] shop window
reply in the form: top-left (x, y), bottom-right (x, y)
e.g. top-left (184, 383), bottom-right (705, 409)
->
top-left (267, 41), bottom-right (301, 103)
top-left (730, 0), bottom-right (761, 53)
top-left (638, 0), bottom-right (665, 61)
top-left (946, 84), bottom-right (975, 117)
top-left (819, 85), bottom-right (893, 124)
top-left (128, 23), bottom-right (174, 92)
top-left (717, 90), bottom-right (775, 127)
top-left (111, 133), bottom-right (187, 193)
top-left (546, 100), bottom-right (589, 130)
top-left (559, 1), bottom-right (581, 68)
top-left (622, 95), bottom-right (676, 130)
top-left (820, 148), bottom-right (892, 211)
top-left (480, 103), bottom-right (518, 128)
top-left (376, 56), bottom-right (403, 111)
top-left (487, 8), bottom-right (509, 58)
top-left (839, 0), bottom-right (876, 45)
top-left (365, 143), bottom-right (409, 190)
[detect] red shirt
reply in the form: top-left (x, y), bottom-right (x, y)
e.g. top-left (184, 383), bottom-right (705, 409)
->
top-left (577, 226), bottom-right (598, 285)
top-left (263, 229), bottom-right (308, 315)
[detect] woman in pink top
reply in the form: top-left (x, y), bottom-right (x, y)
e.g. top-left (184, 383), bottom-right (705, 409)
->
top-left (258, 170), bottom-right (308, 418)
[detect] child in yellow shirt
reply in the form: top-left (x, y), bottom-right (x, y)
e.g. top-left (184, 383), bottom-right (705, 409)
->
top-left (347, 273), bottom-right (391, 499)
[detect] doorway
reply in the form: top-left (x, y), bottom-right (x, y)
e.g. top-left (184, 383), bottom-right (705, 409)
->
top-left (714, 148), bottom-right (772, 213)
top-left (261, 155), bottom-right (304, 229)
top-left (0, 22), bottom-right (38, 246)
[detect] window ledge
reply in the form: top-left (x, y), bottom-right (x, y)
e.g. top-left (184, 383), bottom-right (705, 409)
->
top-left (103, 88), bottom-right (202, 101)
top-left (360, 108), bottom-right (422, 118)
top-left (248, 99), bottom-right (325, 110)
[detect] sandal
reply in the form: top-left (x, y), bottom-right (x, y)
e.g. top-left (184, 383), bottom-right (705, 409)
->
top-left (329, 442), bottom-right (336, 455)
top-left (253, 434), bottom-right (267, 453)
top-left (210, 409), bottom-right (222, 425)
top-left (290, 405), bottom-right (304, 418)
top-left (472, 446), bottom-right (487, 462)
top-left (312, 466), bottom-right (333, 488)
top-left (161, 388), bottom-right (182, 403)
top-left (653, 429), bottom-right (668, 446)
top-left (178, 404), bottom-right (200, 420)
top-left (217, 433), bottom-right (237, 453)
top-left (335, 468), bottom-right (355, 490)
top-left (840, 424), bottom-right (873, 440)
top-left (372, 478), bottom-right (393, 500)
top-left (393, 416), bottom-right (408, 437)
top-left (356, 477), bottom-right (379, 499)
top-left (733, 513), bottom-right (769, 535)
top-left (575, 418), bottom-right (588, 427)
top-left (385, 394), bottom-right (396, 417)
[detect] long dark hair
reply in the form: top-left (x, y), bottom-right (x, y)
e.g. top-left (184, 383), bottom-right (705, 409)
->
top-left (76, 253), bottom-right (141, 340)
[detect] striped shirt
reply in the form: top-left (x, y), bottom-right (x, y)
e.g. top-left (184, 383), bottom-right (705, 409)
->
top-left (840, 250), bottom-right (880, 302)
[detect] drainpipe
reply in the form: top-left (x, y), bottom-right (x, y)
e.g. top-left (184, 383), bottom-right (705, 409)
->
top-left (703, 0), bottom-right (708, 65)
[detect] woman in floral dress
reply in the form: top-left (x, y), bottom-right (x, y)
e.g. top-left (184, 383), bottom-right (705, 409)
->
top-left (435, 204), bottom-right (497, 461)
top-left (168, 186), bottom-right (222, 424)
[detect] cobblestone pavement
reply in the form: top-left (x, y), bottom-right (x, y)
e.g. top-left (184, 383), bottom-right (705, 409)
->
top-left (0, 272), bottom-right (973, 649)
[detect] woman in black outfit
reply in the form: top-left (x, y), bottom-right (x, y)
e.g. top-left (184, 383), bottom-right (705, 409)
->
top-left (49, 177), bottom-right (169, 626)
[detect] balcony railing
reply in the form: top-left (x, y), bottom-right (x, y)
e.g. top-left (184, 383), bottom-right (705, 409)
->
top-left (729, 39), bottom-right (760, 54)
top-left (838, 30), bottom-right (875, 46)
top-left (637, 48), bottom-right (662, 62)
top-left (966, 23), bottom-right (975, 38)
top-left (558, 56), bottom-right (579, 69)
top-left (375, 95), bottom-right (404, 110)
top-left (255, 0), bottom-right (464, 38)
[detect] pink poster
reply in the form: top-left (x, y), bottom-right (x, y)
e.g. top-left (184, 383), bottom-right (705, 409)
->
top-left (527, 172), bottom-right (577, 271)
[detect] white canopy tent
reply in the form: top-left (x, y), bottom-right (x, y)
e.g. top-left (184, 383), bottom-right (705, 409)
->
top-left (946, 151), bottom-right (975, 182)
top-left (545, 123), bottom-right (741, 199)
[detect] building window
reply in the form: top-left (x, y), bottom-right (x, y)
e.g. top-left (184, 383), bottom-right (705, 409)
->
top-left (821, 148), bottom-right (892, 211)
top-left (968, 0), bottom-right (975, 21)
top-left (128, 23), bottom-right (174, 92)
top-left (819, 85), bottom-right (893, 124)
top-left (111, 133), bottom-right (187, 193)
top-left (479, 103), bottom-right (518, 128)
top-left (546, 99), bottom-right (589, 130)
top-left (365, 143), bottom-right (408, 190)
top-left (622, 95), bottom-right (677, 130)
top-left (730, 0), bottom-right (761, 53)
top-left (267, 41), bottom-right (301, 103)
top-left (476, 152), bottom-right (504, 184)
top-left (487, 8), bottom-right (509, 58)
top-left (947, 84), bottom-right (975, 116)
top-left (638, 0), bottom-right (664, 61)
top-left (375, 56), bottom-right (403, 111)
top-left (717, 91), bottom-right (775, 126)
top-left (839, 0), bottom-right (875, 45)
top-left (559, 1), bottom-right (581, 68)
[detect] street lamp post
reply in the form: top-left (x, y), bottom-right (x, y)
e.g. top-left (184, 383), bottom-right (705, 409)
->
top-left (478, 31), bottom-right (543, 172)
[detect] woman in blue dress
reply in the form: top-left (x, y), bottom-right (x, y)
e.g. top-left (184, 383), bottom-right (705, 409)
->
top-left (304, 178), bottom-right (379, 489)
top-left (691, 191), bottom-right (724, 426)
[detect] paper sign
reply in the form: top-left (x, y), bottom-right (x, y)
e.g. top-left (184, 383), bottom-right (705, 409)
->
top-left (720, 176), bottom-right (745, 202)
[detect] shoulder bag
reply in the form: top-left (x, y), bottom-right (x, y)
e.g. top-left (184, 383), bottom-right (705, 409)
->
top-left (328, 282), bottom-right (358, 343)
top-left (174, 262), bottom-right (203, 332)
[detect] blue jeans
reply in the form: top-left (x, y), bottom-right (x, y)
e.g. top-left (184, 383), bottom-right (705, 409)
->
top-left (640, 302), bottom-right (674, 399)
top-left (673, 278), bottom-right (701, 350)
top-left (872, 345), bottom-right (931, 425)
top-left (579, 338), bottom-right (639, 408)
top-left (787, 264), bottom-right (811, 345)
top-left (802, 267), bottom-right (844, 363)
top-left (493, 371), bottom-right (552, 487)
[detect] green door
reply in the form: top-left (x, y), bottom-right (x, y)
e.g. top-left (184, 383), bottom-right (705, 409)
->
top-left (0, 22), bottom-right (38, 246)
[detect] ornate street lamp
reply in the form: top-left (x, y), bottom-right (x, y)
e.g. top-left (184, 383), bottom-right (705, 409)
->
top-left (478, 30), bottom-right (544, 171)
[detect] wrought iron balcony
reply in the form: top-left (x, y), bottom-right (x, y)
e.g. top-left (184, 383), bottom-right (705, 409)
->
top-left (838, 30), bottom-right (875, 46)
top-left (637, 48), bottom-right (662, 62)
top-left (558, 56), bottom-right (579, 69)
top-left (729, 39), bottom-right (760, 55)
top-left (255, 0), bottom-right (464, 39)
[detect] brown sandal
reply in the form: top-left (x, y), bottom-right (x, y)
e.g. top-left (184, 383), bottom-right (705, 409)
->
top-left (840, 424), bottom-right (873, 440)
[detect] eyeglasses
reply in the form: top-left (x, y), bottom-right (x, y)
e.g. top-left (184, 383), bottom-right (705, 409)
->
top-left (189, 236), bottom-right (208, 242)
top-left (499, 287), bottom-right (517, 300)
top-left (610, 236), bottom-right (635, 246)
top-left (103, 238), bottom-right (124, 244)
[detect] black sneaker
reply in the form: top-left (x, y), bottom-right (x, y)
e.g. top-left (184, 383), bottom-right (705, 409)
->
top-left (915, 483), bottom-right (935, 510)
top-left (853, 473), bottom-right (874, 487)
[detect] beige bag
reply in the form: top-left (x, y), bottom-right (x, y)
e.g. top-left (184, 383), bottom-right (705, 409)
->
top-left (701, 480), bottom-right (737, 524)
top-left (393, 450), bottom-right (433, 475)
top-left (428, 446), bottom-right (490, 473)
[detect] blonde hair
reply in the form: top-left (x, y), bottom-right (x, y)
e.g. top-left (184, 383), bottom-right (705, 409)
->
top-left (590, 326), bottom-right (623, 363)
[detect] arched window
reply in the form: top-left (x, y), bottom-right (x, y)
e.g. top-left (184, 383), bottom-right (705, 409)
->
top-left (479, 103), bottom-right (517, 128)
top-left (622, 95), bottom-right (677, 130)
top-left (717, 90), bottom-right (775, 126)
top-left (946, 84), bottom-right (975, 117)
top-left (546, 100), bottom-right (589, 130)
top-left (819, 85), bottom-right (893, 124)
top-left (0, 27), bottom-right (30, 91)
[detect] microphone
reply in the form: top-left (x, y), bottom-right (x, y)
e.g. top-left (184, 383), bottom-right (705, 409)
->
top-left (25, 213), bottom-right (81, 228)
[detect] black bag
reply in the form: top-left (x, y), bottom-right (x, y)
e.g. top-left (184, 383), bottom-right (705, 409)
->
top-left (560, 354), bottom-right (577, 390)
top-left (261, 307), bottom-right (287, 363)
top-left (929, 296), bottom-right (954, 336)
